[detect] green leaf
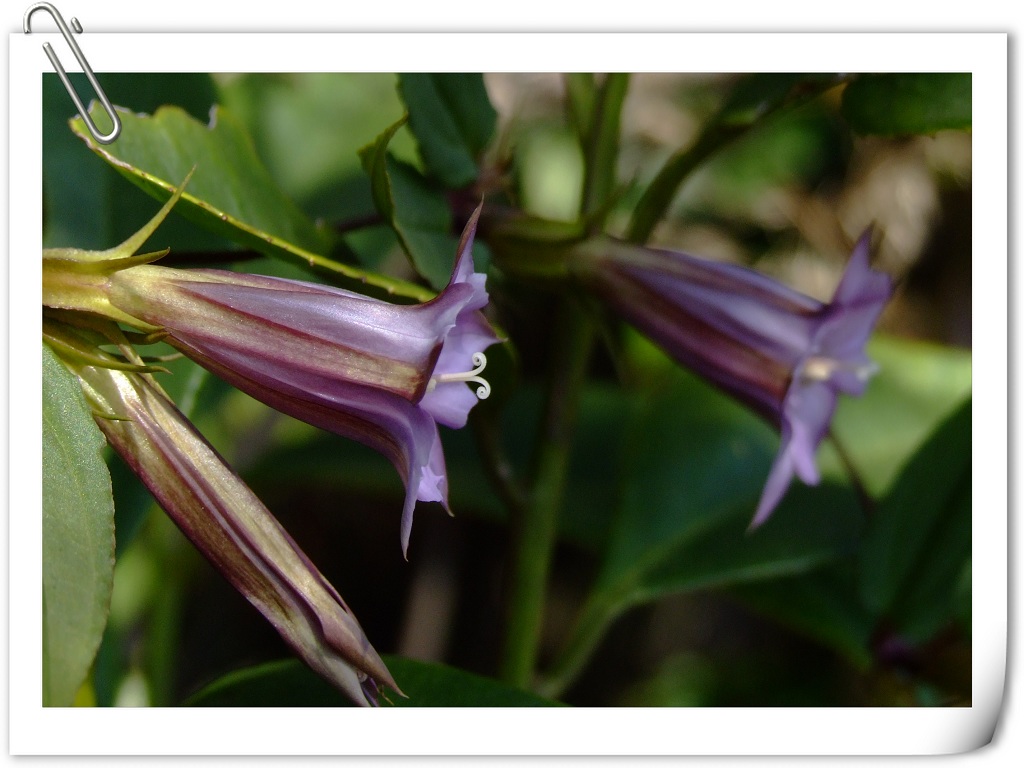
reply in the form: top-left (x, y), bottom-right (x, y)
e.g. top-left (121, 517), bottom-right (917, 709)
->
top-left (858, 398), bottom-right (972, 640)
top-left (892, 476), bottom-right (971, 642)
top-left (43, 72), bottom-right (226, 253)
top-left (215, 73), bottom-right (416, 207)
top-left (638, 482), bottom-right (863, 601)
top-left (580, 73), bottom-right (630, 219)
top-left (73, 103), bottom-right (330, 252)
top-left (601, 374), bottom-right (772, 588)
top-left (841, 74), bottom-right (971, 135)
top-left (359, 120), bottom-right (459, 289)
top-left (42, 343), bottom-right (115, 706)
top-left (547, 333), bottom-right (968, 688)
top-left (398, 73), bottom-right (497, 189)
top-left (953, 560), bottom-right (972, 637)
top-left (186, 657), bottom-right (562, 707)
top-left (595, 370), bottom-right (861, 607)
top-left (731, 562), bottom-right (875, 668)
top-left (70, 102), bottom-right (430, 302)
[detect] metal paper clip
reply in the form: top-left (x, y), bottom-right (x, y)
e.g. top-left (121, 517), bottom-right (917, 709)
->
top-left (24, 2), bottom-right (121, 144)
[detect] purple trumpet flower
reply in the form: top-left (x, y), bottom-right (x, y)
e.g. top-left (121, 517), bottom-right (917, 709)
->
top-left (103, 208), bottom-right (500, 555)
top-left (573, 231), bottom-right (892, 526)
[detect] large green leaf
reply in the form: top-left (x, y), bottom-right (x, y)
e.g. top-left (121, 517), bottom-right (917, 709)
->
top-left (858, 398), bottom-right (972, 641)
top-left (398, 73), bottom-right (497, 189)
top-left (43, 72), bottom-right (225, 253)
top-left (545, 333), bottom-right (970, 687)
top-left (841, 73), bottom-right (971, 135)
top-left (541, 368), bottom-right (865, 695)
top-left (72, 102), bottom-right (330, 253)
top-left (42, 343), bottom-right (115, 705)
top-left (186, 657), bottom-right (562, 707)
top-left (594, 371), bottom-right (862, 606)
top-left (359, 119), bottom-right (458, 290)
top-left (637, 482), bottom-right (863, 602)
top-left (70, 102), bottom-right (428, 301)
top-left (608, 333), bottom-right (970, 586)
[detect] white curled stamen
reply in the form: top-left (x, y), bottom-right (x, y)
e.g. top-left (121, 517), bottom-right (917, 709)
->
top-left (428, 352), bottom-right (491, 399)
top-left (801, 355), bottom-right (879, 384)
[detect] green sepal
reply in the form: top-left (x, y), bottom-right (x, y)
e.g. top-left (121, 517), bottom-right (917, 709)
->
top-left (43, 317), bottom-right (169, 375)
top-left (42, 175), bottom-right (193, 328)
top-left (42, 169), bottom-right (192, 269)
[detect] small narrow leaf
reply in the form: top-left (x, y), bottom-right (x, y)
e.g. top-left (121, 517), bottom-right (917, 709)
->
top-left (581, 73), bottom-right (630, 220)
top-left (42, 343), bottom-right (115, 706)
top-left (398, 73), bottom-right (497, 189)
top-left (359, 121), bottom-right (459, 289)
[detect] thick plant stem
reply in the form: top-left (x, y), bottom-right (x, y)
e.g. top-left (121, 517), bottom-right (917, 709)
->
top-left (499, 302), bottom-right (594, 689)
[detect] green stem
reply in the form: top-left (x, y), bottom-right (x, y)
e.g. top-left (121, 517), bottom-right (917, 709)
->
top-left (626, 123), bottom-right (746, 244)
top-left (828, 429), bottom-right (876, 518)
top-left (471, 410), bottom-right (529, 520)
top-left (332, 211), bottom-right (385, 235)
top-left (564, 73), bottom-right (597, 148)
top-left (580, 73), bottom-right (630, 223)
top-left (627, 74), bottom-right (845, 244)
top-left (499, 301), bottom-right (594, 688)
top-left (536, 591), bottom-right (625, 700)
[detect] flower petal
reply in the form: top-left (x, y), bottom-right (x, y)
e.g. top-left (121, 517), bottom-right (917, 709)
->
top-left (783, 380), bottom-right (837, 485)
top-left (751, 431), bottom-right (796, 529)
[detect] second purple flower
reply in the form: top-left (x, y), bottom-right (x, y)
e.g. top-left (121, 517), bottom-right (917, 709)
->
top-left (572, 232), bottom-right (893, 527)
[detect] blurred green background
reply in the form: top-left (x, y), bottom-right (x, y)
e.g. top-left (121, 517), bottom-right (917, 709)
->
top-left (44, 72), bottom-right (971, 708)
